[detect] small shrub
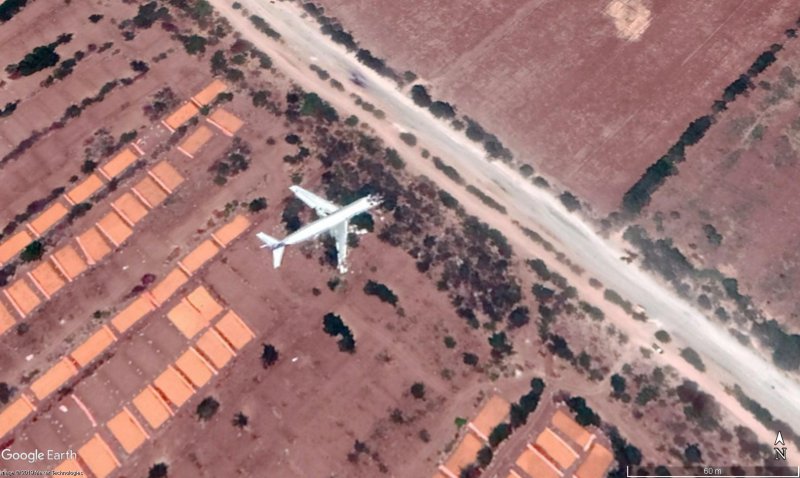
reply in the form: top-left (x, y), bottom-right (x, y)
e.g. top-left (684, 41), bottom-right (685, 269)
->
top-left (363, 280), bottom-right (398, 306)
top-left (410, 382), bottom-right (425, 399)
top-left (261, 343), bottom-right (279, 367)
top-left (196, 396), bottom-right (219, 420)
top-left (399, 132), bottom-right (416, 146)
top-left (680, 347), bottom-right (706, 372)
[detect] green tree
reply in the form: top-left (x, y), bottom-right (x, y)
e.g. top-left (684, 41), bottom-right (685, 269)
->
top-left (488, 422), bottom-right (511, 448)
top-left (9, 44), bottom-right (60, 76)
top-left (20, 240), bottom-right (44, 262)
top-left (248, 197), bottom-right (267, 212)
top-left (181, 35), bottom-right (207, 55)
top-left (476, 446), bottom-right (493, 467)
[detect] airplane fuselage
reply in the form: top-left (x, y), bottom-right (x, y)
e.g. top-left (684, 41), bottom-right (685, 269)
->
top-left (282, 196), bottom-right (377, 246)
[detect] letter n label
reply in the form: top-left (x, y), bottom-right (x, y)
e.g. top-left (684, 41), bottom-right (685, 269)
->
top-left (774, 447), bottom-right (787, 460)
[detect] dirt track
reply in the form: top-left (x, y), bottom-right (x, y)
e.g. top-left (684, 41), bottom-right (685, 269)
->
top-left (209, 0), bottom-right (800, 442)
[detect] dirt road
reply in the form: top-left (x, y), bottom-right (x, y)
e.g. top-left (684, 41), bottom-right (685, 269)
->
top-left (211, 0), bottom-right (800, 439)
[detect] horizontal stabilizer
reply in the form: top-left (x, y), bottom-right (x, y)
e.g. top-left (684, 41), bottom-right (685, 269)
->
top-left (257, 232), bottom-right (285, 268)
top-left (272, 245), bottom-right (285, 268)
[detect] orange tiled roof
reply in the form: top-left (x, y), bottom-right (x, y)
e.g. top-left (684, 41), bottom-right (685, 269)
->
top-left (70, 325), bottom-right (116, 367)
top-left (4, 278), bottom-right (41, 317)
top-left (133, 385), bottom-right (172, 429)
top-left (211, 214), bottom-right (251, 247)
top-left (153, 366), bottom-right (195, 407)
top-left (28, 260), bottom-right (66, 299)
top-left (30, 357), bottom-right (78, 400)
top-left (186, 286), bottom-right (223, 322)
top-left (100, 147), bottom-right (139, 180)
top-left (196, 329), bottom-right (234, 369)
top-left (174, 347), bottom-right (215, 388)
top-left (0, 230), bottom-right (34, 265)
top-left (214, 310), bottom-right (254, 350)
top-left (51, 244), bottom-right (87, 280)
top-left (191, 79), bottom-right (227, 106)
top-left (111, 296), bottom-right (155, 333)
top-left (106, 407), bottom-right (149, 454)
top-left (27, 201), bottom-right (68, 237)
top-left (78, 434), bottom-right (119, 478)
top-left (65, 173), bottom-right (104, 205)
top-left (76, 227), bottom-right (112, 264)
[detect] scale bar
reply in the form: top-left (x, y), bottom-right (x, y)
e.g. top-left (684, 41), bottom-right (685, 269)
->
top-left (626, 466), bottom-right (800, 478)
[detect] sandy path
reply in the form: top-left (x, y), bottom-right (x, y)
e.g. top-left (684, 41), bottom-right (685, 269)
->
top-left (210, 0), bottom-right (800, 446)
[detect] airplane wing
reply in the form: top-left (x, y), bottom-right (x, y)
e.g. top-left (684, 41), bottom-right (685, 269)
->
top-left (333, 220), bottom-right (349, 272)
top-left (289, 185), bottom-right (340, 217)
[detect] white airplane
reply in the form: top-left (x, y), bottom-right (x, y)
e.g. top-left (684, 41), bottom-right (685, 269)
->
top-left (257, 185), bottom-right (382, 273)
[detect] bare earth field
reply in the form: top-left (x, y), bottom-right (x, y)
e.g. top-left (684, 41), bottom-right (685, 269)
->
top-left (311, 0), bottom-right (797, 214)
top-left (644, 37), bottom-right (800, 326)
top-left (0, 1), bottom-right (796, 477)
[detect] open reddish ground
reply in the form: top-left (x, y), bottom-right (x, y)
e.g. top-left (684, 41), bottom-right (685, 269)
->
top-left (312, 0), bottom-right (797, 213)
top-left (644, 37), bottom-right (800, 327)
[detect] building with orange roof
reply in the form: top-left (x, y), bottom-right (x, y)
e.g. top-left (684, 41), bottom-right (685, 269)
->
top-left (30, 357), bottom-right (78, 400)
top-left (515, 446), bottom-right (561, 478)
top-left (3, 277), bottom-right (42, 317)
top-left (443, 430), bottom-right (484, 476)
top-left (50, 244), bottom-right (87, 281)
top-left (132, 385), bottom-right (173, 429)
top-left (179, 239), bottom-right (220, 275)
top-left (26, 201), bottom-right (68, 237)
top-left (162, 101), bottom-right (200, 131)
top-left (0, 395), bottom-right (35, 438)
top-left (132, 175), bottom-right (169, 208)
top-left (0, 229), bottom-right (34, 265)
top-left (111, 192), bottom-right (149, 227)
top-left (99, 147), bottom-right (139, 180)
top-left (27, 260), bottom-right (66, 299)
top-left (196, 329), bottom-right (234, 369)
top-left (64, 173), bottom-right (104, 205)
top-left (535, 427), bottom-right (578, 470)
top-left (575, 443), bottom-right (614, 478)
top-left (111, 296), bottom-right (155, 333)
top-left (76, 227), bottom-right (112, 264)
top-left (96, 210), bottom-right (133, 247)
top-left (175, 347), bottom-right (216, 388)
top-left (186, 286), bottom-right (223, 322)
top-left (148, 161), bottom-right (184, 193)
top-left (470, 394), bottom-right (511, 441)
top-left (507, 470), bottom-right (523, 478)
top-left (552, 409), bottom-right (594, 450)
top-left (106, 407), bottom-right (150, 454)
top-left (78, 433), bottom-right (120, 478)
top-left (70, 325), bottom-right (116, 367)
top-left (207, 108), bottom-right (244, 136)
top-left (214, 310), bottom-right (255, 350)
top-left (177, 125), bottom-right (214, 159)
top-left (191, 79), bottom-right (227, 106)
top-left (0, 301), bottom-right (15, 335)
top-left (167, 298), bottom-right (209, 339)
top-left (211, 214), bottom-right (251, 247)
top-left (432, 471), bottom-right (451, 478)
top-left (147, 267), bottom-right (189, 307)
top-left (153, 366), bottom-right (195, 408)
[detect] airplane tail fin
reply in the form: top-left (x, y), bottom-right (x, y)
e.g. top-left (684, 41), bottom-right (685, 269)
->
top-left (257, 232), bottom-right (286, 269)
